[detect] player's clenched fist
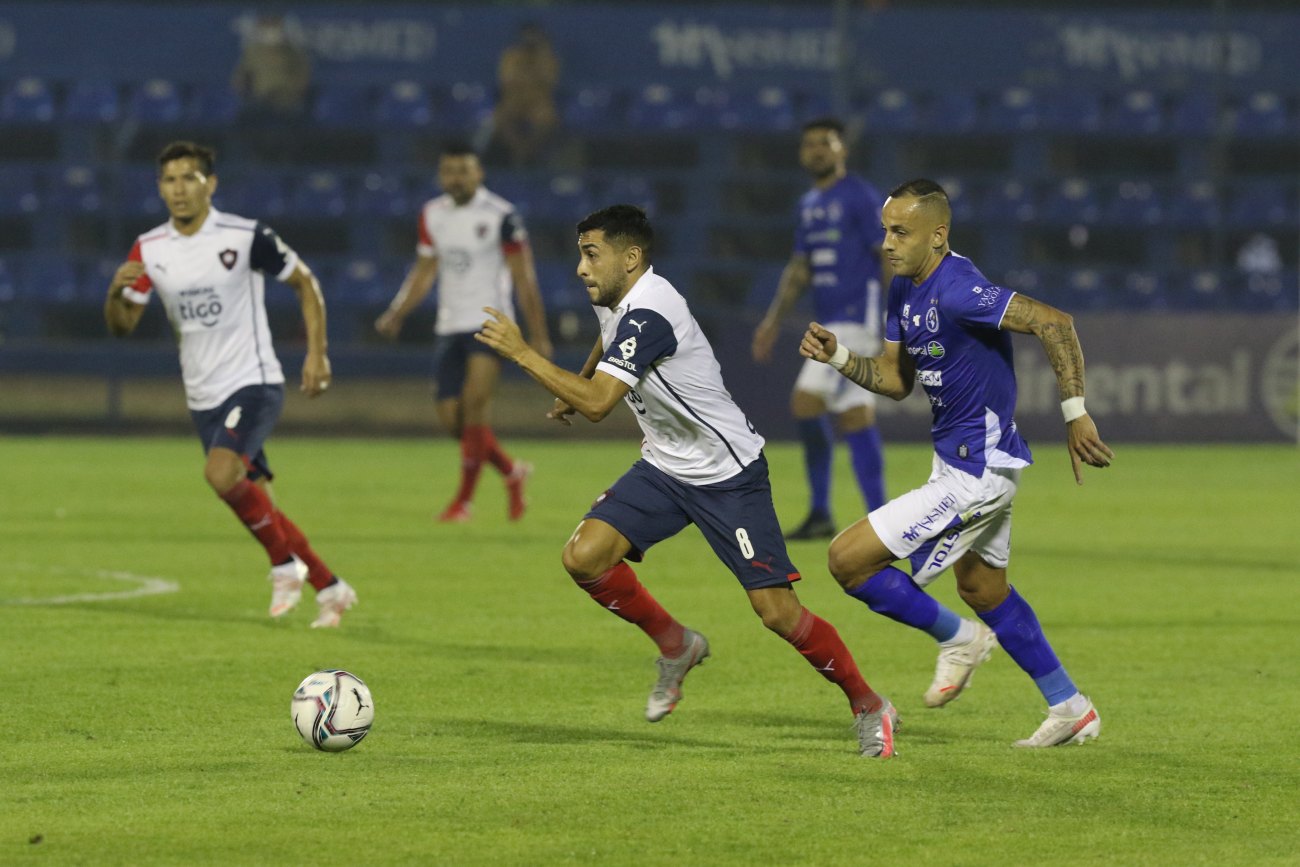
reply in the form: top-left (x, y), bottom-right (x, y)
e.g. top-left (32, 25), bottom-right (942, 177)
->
top-left (109, 261), bottom-right (146, 297)
top-left (799, 321), bottom-right (839, 362)
top-left (475, 306), bottom-right (527, 362)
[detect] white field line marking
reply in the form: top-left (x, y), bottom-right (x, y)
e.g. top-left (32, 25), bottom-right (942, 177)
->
top-left (1, 566), bottom-right (180, 605)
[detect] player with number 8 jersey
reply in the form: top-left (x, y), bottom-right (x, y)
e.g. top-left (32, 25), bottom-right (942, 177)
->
top-left (103, 140), bottom-right (358, 628)
top-left (475, 205), bottom-right (896, 757)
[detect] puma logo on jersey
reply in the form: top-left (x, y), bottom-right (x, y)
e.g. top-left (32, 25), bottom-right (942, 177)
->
top-left (628, 318), bottom-right (647, 332)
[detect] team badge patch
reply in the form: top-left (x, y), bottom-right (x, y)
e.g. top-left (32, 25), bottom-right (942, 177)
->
top-left (476, 223), bottom-right (489, 239)
top-left (219, 249), bottom-right (238, 270)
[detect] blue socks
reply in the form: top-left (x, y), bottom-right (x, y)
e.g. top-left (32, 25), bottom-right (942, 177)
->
top-left (844, 426), bottom-right (886, 511)
top-left (797, 417), bottom-right (834, 518)
top-left (978, 586), bottom-right (1077, 705)
top-left (847, 566), bottom-right (962, 642)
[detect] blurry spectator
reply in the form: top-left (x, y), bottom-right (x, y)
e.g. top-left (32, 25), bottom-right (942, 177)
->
top-left (232, 14), bottom-right (311, 120)
top-left (490, 22), bottom-right (561, 167)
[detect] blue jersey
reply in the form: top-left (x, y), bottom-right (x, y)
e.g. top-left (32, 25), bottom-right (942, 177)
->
top-left (793, 174), bottom-right (885, 325)
top-left (885, 253), bottom-right (1033, 477)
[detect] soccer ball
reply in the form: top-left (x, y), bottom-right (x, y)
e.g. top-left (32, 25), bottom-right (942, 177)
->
top-left (291, 669), bottom-right (374, 752)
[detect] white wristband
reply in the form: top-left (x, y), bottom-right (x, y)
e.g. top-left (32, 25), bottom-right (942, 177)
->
top-left (828, 344), bottom-right (850, 370)
top-left (1061, 396), bottom-right (1087, 423)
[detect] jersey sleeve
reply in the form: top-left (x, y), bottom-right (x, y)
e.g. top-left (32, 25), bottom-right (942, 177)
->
top-left (594, 308), bottom-right (678, 387)
top-left (416, 207), bottom-right (436, 258)
top-left (249, 222), bottom-right (299, 281)
top-left (120, 240), bottom-right (154, 305)
top-left (949, 282), bottom-right (1016, 330)
top-left (883, 277), bottom-right (906, 342)
top-left (500, 211), bottom-right (528, 255)
top-left (791, 200), bottom-right (809, 256)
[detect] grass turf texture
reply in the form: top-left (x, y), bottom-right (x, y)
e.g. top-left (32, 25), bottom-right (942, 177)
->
top-left (2, 436), bottom-right (1297, 865)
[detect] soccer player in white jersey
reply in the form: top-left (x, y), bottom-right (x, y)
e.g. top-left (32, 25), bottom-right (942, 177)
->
top-left (376, 142), bottom-right (551, 523)
top-left (103, 141), bottom-right (357, 628)
top-left (477, 205), bottom-right (897, 757)
top-left (753, 118), bottom-right (888, 540)
top-left (800, 179), bottom-right (1114, 747)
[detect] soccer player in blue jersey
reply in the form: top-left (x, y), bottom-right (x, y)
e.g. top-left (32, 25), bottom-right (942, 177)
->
top-left (800, 179), bottom-right (1114, 747)
top-left (477, 205), bottom-right (898, 756)
top-left (753, 117), bottom-right (888, 541)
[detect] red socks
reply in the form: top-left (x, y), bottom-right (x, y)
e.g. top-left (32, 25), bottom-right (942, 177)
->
top-left (219, 479), bottom-right (334, 589)
top-left (454, 426), bottom-right (514, 505)
top-left (786, 607), bottom-right (882, 715)
top-left (275, 511), bottom-right (335, 590)
top-left (575, 563), bottom-right (686, 657)
top-left (219, 479), bottom-right (292, 564)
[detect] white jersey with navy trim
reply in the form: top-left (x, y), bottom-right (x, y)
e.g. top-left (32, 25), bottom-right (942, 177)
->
top-left (594, 267), bottom-right (764, 485)
top-left (416, 186), bottom-right (527, 336)
top-left (124, 208), bottom-right (297, 410)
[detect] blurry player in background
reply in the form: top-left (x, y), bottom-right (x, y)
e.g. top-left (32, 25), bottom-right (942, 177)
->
top-left (477, 205), bottom-right (898, 757)
top-left (801, 179), bottom-right (1113, 747)
top-left (104, 140), bottom-right (357, 628)
top-left (752, 118), bottom-right (888, 541)
top-left (376, 143), bottom-right (552, 523)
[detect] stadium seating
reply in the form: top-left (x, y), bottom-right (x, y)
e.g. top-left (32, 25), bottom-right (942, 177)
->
top-left (376, 81), bottom-right (433, 129)
top-left (1, 77), bottom-right (56, 124)
top-left (1230, 91), bottom-right (1291, 137)
top-left (353, 172), bottom-right (411, 218)
top-left (1106, 90), bottom-right (1164, 136)
top-left (63, 80), bottom-right (120, 124)
top-left (982, 87), bottom-right (1040, 133)
top-left (187, 83), bottom-right (241, 126)
top-left (290, 171), bottom-right (348, 218)
top-left (626, 84), bottom-right (698, 131)
top-left (440, 82), bottom-right (493, 131)
top-left (0, 167), bottom-right (40, 216)
top-left (128, 79), bottom-right (184, 125)
top-left (312, 84), bottom-right (371, 128)
top-left (861, 88), bottom-right (918, 133)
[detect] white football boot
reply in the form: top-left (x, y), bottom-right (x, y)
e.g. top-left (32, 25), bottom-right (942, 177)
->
top-left (268, 556), bottom-right (308, 619)
top-left (1014, 697), bottom-right (1101, 748)
top-left (924, 622), bottom-right (999, 707)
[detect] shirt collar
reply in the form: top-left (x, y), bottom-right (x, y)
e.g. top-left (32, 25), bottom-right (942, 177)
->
top-left (167, 206), bottom-right (221, 239)
top-left (614, 266), bottom-right (655, 313)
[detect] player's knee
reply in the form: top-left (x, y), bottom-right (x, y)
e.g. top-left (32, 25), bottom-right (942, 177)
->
top-left (826, 537), bottom-right (864, 589)
top-left (203, 457), bottom-right (245, 494)
top-left (561, 539), bottom-right (603, 583)
top-left (955, 558), bottom-right (1008, 612)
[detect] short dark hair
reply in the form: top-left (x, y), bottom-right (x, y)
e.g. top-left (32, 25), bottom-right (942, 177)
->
top-left (576, 204), bottom-right (654, 261)
top-left (157, 141), bottom-right (216, 175)
top-left (440, 140), bottom-right (478, 159)
top-left (888, 178), bottom-right (952, 224)
top-left (802, 116), bottom-right (845, 136)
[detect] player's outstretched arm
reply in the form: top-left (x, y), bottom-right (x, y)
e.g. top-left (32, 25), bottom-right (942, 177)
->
top-left (285, 261), bottom-right (332, 397)
top-left (548, 337), bottom-right (604, 425)
top-left (505, 246), bottom-right (553, 360)
top-left (800, 322), bottom-right (914, 400)
top-left (375, 256), bottom-right (438, 339)
top-left (1001, 293), bottom-right (1114, 483)
top-left (752, 253), bottom-right (810, 363)
top-left (477, 307), bottom-right (629, 422)
top-left (104, 261), bottom-right (147, 337)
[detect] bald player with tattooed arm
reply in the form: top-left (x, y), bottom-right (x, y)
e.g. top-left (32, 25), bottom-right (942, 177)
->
top-left (800, 178), bottom-right (1113, 748)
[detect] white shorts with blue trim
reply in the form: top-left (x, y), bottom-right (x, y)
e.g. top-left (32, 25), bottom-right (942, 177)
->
top-left (793, 321), bottom-right (879, 413)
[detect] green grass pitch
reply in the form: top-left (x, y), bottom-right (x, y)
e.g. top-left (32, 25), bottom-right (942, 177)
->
top-left (2, 436), bottom-right (1297, 865)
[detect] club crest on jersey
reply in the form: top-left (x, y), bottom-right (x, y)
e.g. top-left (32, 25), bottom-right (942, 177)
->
top-left (926, 307), bottom-right (940, 332)
top-left (219, 249), bottom-right (238, 270)
top-left (476, 223), bottom-right (489, 239)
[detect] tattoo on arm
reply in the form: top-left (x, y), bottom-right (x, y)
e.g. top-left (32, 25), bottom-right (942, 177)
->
top-left (841, 352), bottom-right (886, 394)
top-left (1004, 294), bottom-right (1085, 399)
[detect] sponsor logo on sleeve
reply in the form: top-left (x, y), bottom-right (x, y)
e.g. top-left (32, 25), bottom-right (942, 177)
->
top-left (975, 285), bottom-right (1003, 309)
top-left (619, 336), bottom-right (637, 359)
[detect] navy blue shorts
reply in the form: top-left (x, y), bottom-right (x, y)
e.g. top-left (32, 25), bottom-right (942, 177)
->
top-left (433, 332), bottom-right (498, 401)
top-left (189, 384), bottom-right (284, 482)
top-left (585, 454), bottom-right (801, 591)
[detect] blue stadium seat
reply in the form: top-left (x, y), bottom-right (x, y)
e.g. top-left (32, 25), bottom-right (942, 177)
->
top-left (626, 84), bottom-right (697, 131)
top-left (353, 172), bottom-right (410, 218)
top-left (214, 173), bottom-right (287, 218)
top-left (290, 171), bottom-right (347, 217)
top-left (82, 257), bottom-right (123, 301)
top-left (1119, 269), bottom-right (1167, 310)
top-left (690, 85), bottom-right (732, 130)
top-left (440, 81), bottom-right (492, 130)
top-left (128, 79), bottom-right (183, 125)
top-left (723, 86), bottom-right (795, 132)
top-left (563, 86), bottom-right (621, 131)
top-left (533, 259), bottom-right (587, 311)
top-left (312, 84), bottom-right (371, 127)
top-left (1177, 269), bottom-right (1230, 311)
top-left (19, 255), bottom-right (80, 303)
top-left (376, 80), bottom-right (432, 128)
top-left (602, 176), bottom-right (656, 215)
top-left (861, 88), bottom-right (917, 133)
top-left (935, 176), bottom-right (975, 223)
top-left (0, 256), bottom-right (16, 303)
top-left (0, 167), bottom-right (40, 215)
top-left (1, 77), bottom-right (55, 124)
top-left (1168, 181), bottom-right (1221, 228)
top-left (1231, 91), bottom-right (1290, 137)
top-left (922, 91), bottom-right (978, 134)
top-left (187, 83), bottom-right (240, 125)
top-left (117, 165), bottom-right (167, 218)
top-left (1232, 269), bottom-right (1292, 312)
top-left (337, 257), bottom-right (405, 306)
top-left (980, 180), bottom-right (1038, 223)
top-left (1041, 178), bottom-right (1100, 224)
top-left (1103, 181), bottom-right (1163, 227)
top-left (982, 87), bottom-right (1040, 133)
top-left (1040, 90), bottom-right (1101, 133)
top-left (63, 80), bottom-right (120, 123)
top-left (1169, 91), bottom-right (1219, 137)
top-left (50, 165), bottom-right (103, 214)
top-left (1106, 90), bottom-right (1164, 136)
top-left (1063, 267), bottom-right (1111, 311)
top-left (1228, 182), bottom-right (1293, 228)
